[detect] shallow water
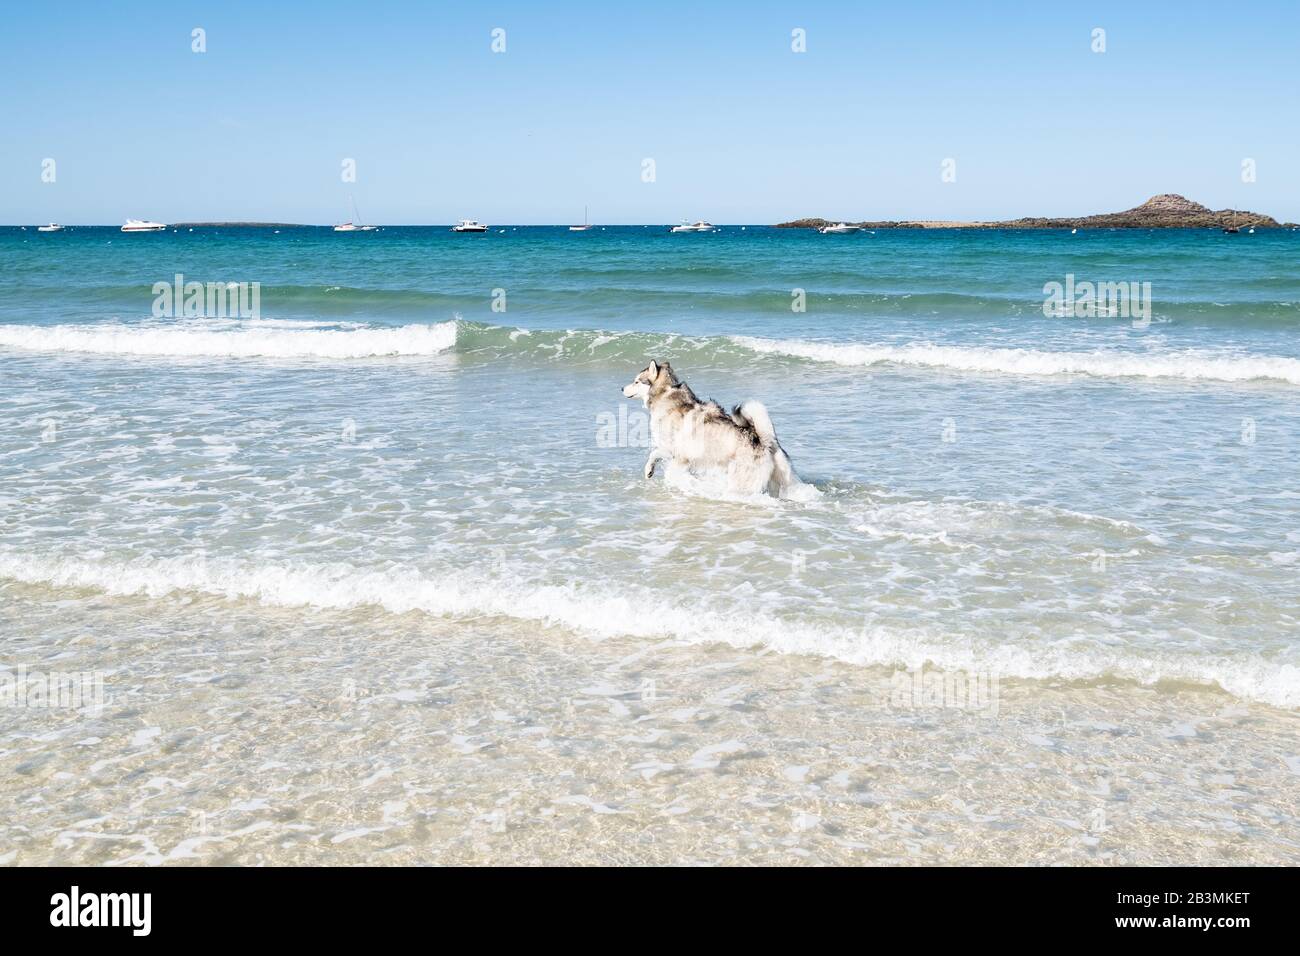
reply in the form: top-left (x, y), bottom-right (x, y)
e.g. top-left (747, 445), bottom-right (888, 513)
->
top-left (2, 225), bottom-right (1298, 864)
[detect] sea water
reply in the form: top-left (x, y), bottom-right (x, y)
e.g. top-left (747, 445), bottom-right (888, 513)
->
top-left (1, 225), bottom-right (1297, 864)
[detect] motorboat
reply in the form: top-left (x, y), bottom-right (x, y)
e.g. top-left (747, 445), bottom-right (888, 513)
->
top-left (37, 223), bottom-right (64, 232)
top-left (670, 220), bottom-right (715, 233)
top-left (452, 219), bottom-right (489, 232)
top-left (121, 219), bottom-right (166, 232)
top-left (818, 222), bottom-right (861, 234)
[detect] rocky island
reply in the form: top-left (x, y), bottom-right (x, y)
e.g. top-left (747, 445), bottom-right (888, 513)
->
top-left (776, 194), bottom-right (1288, 230)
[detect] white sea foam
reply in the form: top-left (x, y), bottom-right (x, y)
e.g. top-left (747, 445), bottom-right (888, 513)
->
top-left (0, 320), bottom-right (458, 359)
top-left (660, 461), bottom-right (822, 504)
top-left (2, 551), bottom-right (1295, 709)
top-left (731, 336), bottom-right (1300, 385)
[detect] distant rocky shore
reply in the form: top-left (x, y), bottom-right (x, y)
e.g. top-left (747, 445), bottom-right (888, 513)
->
top-left (776, 195), bottom-right (1291, 230)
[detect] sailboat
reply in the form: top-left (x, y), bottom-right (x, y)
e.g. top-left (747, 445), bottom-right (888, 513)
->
top-left (334, 196), bottom-right (377, 231)
top-left (1223, 212), bottom-right (1240, 234)
top-left (569, 206), bottom-right (594, 231)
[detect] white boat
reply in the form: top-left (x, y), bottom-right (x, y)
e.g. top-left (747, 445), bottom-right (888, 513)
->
top-left (671, 220), bottom-right (715, 233)
top-left (37, 223), bottom-right (64, 233)
top-left (452, 219), bottom-right (489, 232)
top-left (121, 219), bottom-right (166, 232)
top-left (818, 222), bottom-right (861, 234)
top-left (569, 206), bottom-right (594, 231)
top-left (334, 196), bottom-right (377, 231)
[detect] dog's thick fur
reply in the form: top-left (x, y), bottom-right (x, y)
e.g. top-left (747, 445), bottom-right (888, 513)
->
top-left (622, 360), bottom-right (801, 497)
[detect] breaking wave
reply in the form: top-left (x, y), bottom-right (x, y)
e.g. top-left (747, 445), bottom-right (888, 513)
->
top-left (0, 319), bottom-right (458, 359)
top-left (731, 335), bottom-right (1300, 385)
top-left (3, 317), bottom-right (1299, 384)
top-left (0, 551), bottom-right (1296, 709)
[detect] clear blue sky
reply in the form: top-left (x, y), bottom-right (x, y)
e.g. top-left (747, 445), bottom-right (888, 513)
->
top-left (3, 0), bottom-right (1297, 224)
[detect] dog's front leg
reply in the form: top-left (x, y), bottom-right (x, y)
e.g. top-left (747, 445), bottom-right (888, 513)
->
top-left (643, 447), bottom-right (665, 479)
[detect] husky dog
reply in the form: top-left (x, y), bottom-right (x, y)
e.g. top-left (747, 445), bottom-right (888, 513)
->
top-left (622, 360), bottom-right (801, 497)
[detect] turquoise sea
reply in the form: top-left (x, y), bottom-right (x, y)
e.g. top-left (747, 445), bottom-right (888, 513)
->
top-left (2, 225), bottom-right (1298, 864)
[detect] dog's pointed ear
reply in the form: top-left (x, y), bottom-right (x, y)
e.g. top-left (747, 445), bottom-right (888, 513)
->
top-left (646, 360), bottom-right (658, 379)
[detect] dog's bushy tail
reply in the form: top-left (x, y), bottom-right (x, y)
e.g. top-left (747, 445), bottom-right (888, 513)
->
top-left (736, 400), bottom-right (803, 496)
top-left (736, 401), bottom-right (778, 448)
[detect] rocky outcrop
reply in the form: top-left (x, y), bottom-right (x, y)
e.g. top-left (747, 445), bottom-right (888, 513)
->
top-left (775, 195), bottom-right (1282, 229)
top-left (778, 218), bottom-right (835, 229)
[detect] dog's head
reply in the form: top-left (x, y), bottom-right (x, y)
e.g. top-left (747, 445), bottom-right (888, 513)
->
top-left (622, 360), bottom-right (673, 404)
